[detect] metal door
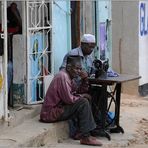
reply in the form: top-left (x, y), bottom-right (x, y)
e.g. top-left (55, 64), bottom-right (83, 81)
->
top-left (26, 0), bottom-right (53, 104)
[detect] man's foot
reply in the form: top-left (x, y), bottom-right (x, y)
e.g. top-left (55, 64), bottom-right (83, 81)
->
top-left (73, 132), bottom-right (96, 140)
top-left (73, 132), bottom-right (82, 140)
top-left (80, 136), bottom-right (102, 146)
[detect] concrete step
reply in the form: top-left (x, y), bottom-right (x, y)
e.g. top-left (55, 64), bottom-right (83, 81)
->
top-left (0, 104), bottom-right (69, 147)
top-left (0, 104), bottom-right (42, 135)
top-left (0, 115), bottom-right (69, 147)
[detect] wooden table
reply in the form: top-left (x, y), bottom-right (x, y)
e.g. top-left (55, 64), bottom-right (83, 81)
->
top-left (88, 74), bottom-right (141, 140)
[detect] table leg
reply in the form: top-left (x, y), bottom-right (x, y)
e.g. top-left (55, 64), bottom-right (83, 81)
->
top-left (110, 83), bottom-right (124, 133)
top-left (100, 85), bottom-right (111, 140)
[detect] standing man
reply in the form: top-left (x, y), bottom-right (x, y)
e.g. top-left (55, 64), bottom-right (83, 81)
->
top-left (60, 34), bottom-right (96, 77)
top-left (7, 2), bottom-right (22, 34)
top-left (40, 56), bottom-right (102, 146)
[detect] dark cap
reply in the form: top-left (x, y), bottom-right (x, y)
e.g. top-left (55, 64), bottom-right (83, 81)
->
top-left (67, 55), bottom-right (82, 66)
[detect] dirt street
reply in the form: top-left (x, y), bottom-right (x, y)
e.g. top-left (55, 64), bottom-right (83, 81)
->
top-left (45, 94), bottom-right (148, 148)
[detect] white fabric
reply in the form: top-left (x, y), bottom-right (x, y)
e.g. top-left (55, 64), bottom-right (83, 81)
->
top-left (44, 75), bottom-right (54, 94)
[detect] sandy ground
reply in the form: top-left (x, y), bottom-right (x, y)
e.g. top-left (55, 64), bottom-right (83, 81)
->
top-left (45, 94), bottom-right (148, 148)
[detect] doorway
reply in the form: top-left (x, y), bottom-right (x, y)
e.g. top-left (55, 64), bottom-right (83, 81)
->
top-left (0, 0), bottom-right (53, 108)
top-left (70, 1), bottom-right (80, 49)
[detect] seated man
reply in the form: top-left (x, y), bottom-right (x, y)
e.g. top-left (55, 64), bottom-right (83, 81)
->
top-left (60, 34), bottom-right (98, 131)
top-left (40, 56), bottom-right (102, 146)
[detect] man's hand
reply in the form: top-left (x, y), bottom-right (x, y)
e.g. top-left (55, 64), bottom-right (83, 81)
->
top-left (80, 93), bottom-right (92, 100)
top-left (79, 70), bottom-right (88, 79)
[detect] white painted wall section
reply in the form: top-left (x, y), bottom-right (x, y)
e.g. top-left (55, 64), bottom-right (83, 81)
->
top-left (139, 1), bottom-right (148, 85)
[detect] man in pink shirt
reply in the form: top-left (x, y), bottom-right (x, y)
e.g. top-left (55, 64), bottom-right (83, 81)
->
top-left (40, 56), bottom-right (102, 146)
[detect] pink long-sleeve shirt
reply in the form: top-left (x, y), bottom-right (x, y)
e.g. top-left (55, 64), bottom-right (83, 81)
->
top-left (40, 70), bottom-right (81, 122)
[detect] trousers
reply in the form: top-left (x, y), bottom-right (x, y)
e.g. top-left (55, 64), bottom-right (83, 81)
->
top-left (58, 98), bottom-right (96, 135)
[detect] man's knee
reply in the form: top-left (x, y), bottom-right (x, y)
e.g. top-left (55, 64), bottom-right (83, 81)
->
top-left (77, 98), bottom-right (90, 107)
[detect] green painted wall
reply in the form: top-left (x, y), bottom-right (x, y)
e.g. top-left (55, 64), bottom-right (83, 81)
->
top-left (52, 1), bottom-right (71, 74)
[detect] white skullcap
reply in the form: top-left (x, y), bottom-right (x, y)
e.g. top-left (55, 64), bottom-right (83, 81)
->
top-left (81, 34), bottom-right (96, 43)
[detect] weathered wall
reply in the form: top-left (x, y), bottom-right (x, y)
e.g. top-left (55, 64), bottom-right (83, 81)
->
top-left (13, 35), bottom-right (25, 104)
top-left (80, 1), bottom-right (95, 35)
top-left (52, 1), bottom-right (71, 73)
top-left (112, 1), bottom-right (139, 95)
